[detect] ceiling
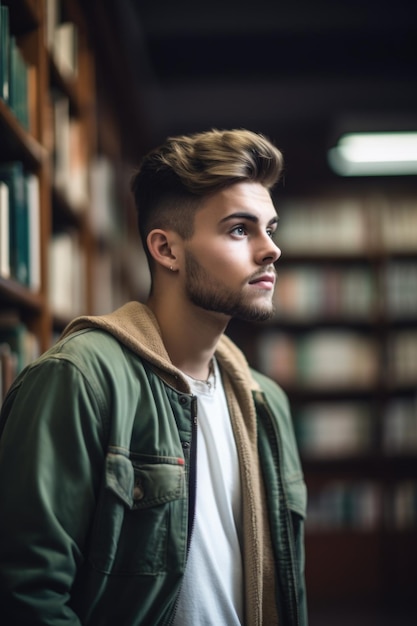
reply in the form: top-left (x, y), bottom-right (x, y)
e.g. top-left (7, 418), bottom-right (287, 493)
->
top-left (88, 0), bottom-right (417, 192)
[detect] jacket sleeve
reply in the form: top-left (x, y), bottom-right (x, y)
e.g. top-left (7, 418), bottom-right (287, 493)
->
top-left (0, 356), bottom-right (107, 625)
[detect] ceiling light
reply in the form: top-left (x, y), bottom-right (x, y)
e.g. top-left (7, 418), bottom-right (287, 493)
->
top-left (328, 132), bottom-right (417, 176)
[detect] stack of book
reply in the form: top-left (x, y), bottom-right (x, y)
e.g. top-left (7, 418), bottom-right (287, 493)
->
top-left (0, 1), bottom-right (30, 129)
top-left (273, 266), bottom-right (375, 320)
top-left (258, 330), bottom-right (378, 389)
top-left (294, 402), bottom-right (373, 458)
top-left (0, 161), bottom-right (40, 290)
top-left (48, 230), bottom-right (85, 318)
top-left (307, 481), bottom-right (381, 531)
top-left (0, 311), bottom-right (39, 401)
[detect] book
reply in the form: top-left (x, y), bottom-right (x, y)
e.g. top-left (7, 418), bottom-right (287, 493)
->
top-left (48, 230), bottom-right (86, 317)
top-left (26, 174), bottom-right (41, 291)
top-left (278, 197), bottom-right (368, 255)
top-left (0, 311), bottom-right (39, 378)
top-left (383, 398), bottom-right (417, 455)
top-left (0, 162), bottom-right (30, 286)
top-left (295, 402), bottom-right (373, 459)
top-left (53, 22), bottom-right (78, 79)
top-left (258, 330), bottom-right (378, 389)
top-left (307, 481), bottom-right (381, 531)
top-left (273, 266), bottom-right (374, 320)
top-left (0, 180), bottom-right (10, 279)
top-left (388, 331), bottom-right (417, 384)
top-left (0, 3), bottom-right (10, 104)
top-left (8, 35), bottom-right (29, 129)
top-left (52, 93), bottom-right (71, 198)
top-left (385, 261), bottom-right (417, 318)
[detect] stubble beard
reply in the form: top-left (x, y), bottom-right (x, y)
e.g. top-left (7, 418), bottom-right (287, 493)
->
top-left (184, 250), bottom-right (275, 322)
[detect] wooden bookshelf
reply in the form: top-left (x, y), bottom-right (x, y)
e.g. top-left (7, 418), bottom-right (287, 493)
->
top-left (0, 0), bottom-right (143, 398)
top-left (228, 185), bottom-right (417, 614)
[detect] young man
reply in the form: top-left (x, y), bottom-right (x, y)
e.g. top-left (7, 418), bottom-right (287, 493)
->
top-left (0, 129), bottom-right (307, 625)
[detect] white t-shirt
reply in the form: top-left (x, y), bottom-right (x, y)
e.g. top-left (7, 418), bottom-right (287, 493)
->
top-left (172, 359), bottom-right (244, 625)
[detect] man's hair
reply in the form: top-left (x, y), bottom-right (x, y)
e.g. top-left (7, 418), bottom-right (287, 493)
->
top-left (130, 128), bottom-right (284, 266)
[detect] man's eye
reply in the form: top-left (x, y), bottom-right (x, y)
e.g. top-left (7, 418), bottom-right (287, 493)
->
top-left (231, 225), bottom-right (247, 236)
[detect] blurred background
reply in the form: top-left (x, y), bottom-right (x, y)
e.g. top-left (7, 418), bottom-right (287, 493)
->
top-left (0, 1), bottom-right (416, 624)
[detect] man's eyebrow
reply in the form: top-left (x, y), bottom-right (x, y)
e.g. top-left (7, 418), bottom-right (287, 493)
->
top-left (219, 212), bottom-right (279, 226)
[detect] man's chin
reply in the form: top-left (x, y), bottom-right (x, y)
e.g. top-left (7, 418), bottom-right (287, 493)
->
top-left (234, 305), bottom-right (275, 323)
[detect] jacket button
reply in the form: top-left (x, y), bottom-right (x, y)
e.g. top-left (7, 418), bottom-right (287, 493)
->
top-left (179, 396), bottom-right (188, 405)
top-left (182, 441), bottom-right (190, 449)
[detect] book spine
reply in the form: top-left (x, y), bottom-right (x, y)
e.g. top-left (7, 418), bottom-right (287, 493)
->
top-left (0, 162), bottom-right (32, 287)
top-left (0, 4), bottom-right (10, 104)
top-left (0, 181), bottom-right (10, 279)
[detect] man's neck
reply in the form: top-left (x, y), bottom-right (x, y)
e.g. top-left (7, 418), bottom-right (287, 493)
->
top-left (147, 294), bottom-right (229, 380)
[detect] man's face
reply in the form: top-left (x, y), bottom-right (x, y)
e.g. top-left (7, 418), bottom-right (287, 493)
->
top-left (181, 182), bottom-right (281, 322)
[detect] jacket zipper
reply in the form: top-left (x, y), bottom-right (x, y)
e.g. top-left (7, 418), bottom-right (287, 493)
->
top-left (186, 395), bottom-right (198, 551)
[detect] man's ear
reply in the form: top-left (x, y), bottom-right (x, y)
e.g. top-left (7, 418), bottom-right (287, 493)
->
top-left (146, 229), bottom-right (180, 271)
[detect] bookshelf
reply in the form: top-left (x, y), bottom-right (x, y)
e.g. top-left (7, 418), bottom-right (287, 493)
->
top-left (228, 183), bottom-right (417, 614)
top-left (0, 0), bottom-right (144, 400)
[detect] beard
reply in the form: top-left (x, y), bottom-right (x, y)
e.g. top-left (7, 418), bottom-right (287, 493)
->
top-left (184, 249), bottom-right (275, 322)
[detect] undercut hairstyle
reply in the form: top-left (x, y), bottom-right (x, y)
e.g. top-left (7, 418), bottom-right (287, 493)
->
top-left (130, 128), bottom-right (284, 268)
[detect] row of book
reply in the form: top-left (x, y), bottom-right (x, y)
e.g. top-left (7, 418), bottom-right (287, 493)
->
top-left (387, 331), bottom-right (417, 385)
top-left (294, 402), bottom-right (373, 458)
top-left (0, 161), bottom-right (41, 289)
top-left (0, 312), bottom-right (40, 402)
top-left (384, 261), bottom-right (417, 317)
top-left (307, 480), bottom-right (417, 531)
top-left (258, 330), bottom-right (417, 389)
top-left (383, 397), bottom-right (417, 455)
top-left (48, 230), bottom-right (86, 318)
top-left (46, 0), bottom-right (78, 79)
top-left (273, 261), bottom-right (417, 320)
top-left (278, 195), bottom-right (417, 254)
top-left (274, 266), bottom-right (375, 319)
top-left (0, 1), bottom-right (33, 130)
top-left (294, 396), bottom-right (417, 458)
top-left (47, 0), bottom-right (82, 209)
top-left (52, 94), bottom-right (89, 209)
top-left (258, 330), bottom-right (379, 389)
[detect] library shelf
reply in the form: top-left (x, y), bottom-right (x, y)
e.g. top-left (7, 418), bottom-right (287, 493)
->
top-left (0, 276), bottom-right (43, 312)
top-left (229, 185), bottom-right (417, 609)
top-left (0, 99), bottom-right (46, 169)
top-left (302, 454), bottom-right (417, 480)
top-left (0, 0), bottom-right (141, 362)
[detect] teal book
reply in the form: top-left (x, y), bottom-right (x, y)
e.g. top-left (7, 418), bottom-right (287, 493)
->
top-left (9, 36), bottom-right (29, 129)
top-left (0, 312), bottom-right (31, 375)
top-left (0, 162), bottom-right (30, 286)
top-left (0, 3), bottom-right (10, 104)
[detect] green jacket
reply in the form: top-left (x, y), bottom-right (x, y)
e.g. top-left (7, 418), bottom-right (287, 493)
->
top-left (0, 302), bottom-right (307, 625)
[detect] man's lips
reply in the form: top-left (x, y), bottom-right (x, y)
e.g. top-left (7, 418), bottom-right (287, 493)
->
top-left (248, 273), bottom-right (276, 289)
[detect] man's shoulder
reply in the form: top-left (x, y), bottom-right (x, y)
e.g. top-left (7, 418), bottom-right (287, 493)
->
top-left (38, 327), bottom-right (140, 382)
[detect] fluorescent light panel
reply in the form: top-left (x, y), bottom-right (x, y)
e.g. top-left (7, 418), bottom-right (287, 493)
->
top-left (328, 132), bottom-right (417, 176)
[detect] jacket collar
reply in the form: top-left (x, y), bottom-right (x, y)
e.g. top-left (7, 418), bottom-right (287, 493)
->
top-left (61, 301), bottom-right (261, 394)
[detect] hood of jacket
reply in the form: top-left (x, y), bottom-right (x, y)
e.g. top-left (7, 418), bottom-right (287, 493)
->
top-left (61, 301), bottom-right (262, 395)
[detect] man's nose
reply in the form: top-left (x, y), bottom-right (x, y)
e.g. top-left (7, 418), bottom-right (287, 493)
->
top-left (257, 236), bottom-right (281, 265)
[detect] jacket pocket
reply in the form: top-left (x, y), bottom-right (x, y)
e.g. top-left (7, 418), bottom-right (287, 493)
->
top-left (285, 473), bottom-right (307, 520)
top-left (88, 450), bottom-right (186, 575)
